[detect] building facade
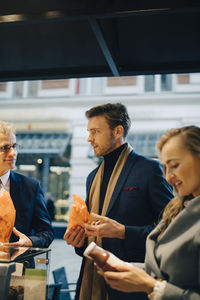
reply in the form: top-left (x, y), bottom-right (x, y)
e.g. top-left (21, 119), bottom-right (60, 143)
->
top-left (0, 74), bottom-right (200, 221)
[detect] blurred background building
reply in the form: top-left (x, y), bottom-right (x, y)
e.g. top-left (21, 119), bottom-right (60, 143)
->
top-left (0, 73), bottom-right (200, 223)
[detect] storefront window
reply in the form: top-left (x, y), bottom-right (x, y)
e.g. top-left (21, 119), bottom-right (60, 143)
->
top-left (161, 74), bottom-right (172, 91)
top-left (16, 164), bottom-right (71, 222)
top-left (48, 166), bottom-right (70, 222)
top-left (144, 75), bottom-right (155, 92)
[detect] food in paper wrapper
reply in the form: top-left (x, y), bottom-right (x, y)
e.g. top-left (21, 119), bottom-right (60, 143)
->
top-left (0, 188), bottom-right (16, 243)
top-left (64, 194), bottom-right (91, 238)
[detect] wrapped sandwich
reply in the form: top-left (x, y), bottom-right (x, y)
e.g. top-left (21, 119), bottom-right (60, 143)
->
top-left (0, 188), bottom-right (16, 243)
top-left (64, 194), bottom-right (91, 238)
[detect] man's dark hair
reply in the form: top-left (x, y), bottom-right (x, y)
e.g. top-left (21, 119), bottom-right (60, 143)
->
top-left (85, 103), bottom-right (131, 138)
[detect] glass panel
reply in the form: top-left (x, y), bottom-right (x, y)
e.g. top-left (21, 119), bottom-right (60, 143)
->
top-left (0, 247), bottom-right (51, 300)
top-left (13, 82), bottom-right (23, 98)
top-left (144, 75), bottom-right (155, 92)
top-left (28, 81), bottom-right (39, 97)
top-left (161, 74), bottom-right (172, 91)
top-left (48, 168), bottom-right (70, 222)
top-left (127, 133), bottom-right (163, 158)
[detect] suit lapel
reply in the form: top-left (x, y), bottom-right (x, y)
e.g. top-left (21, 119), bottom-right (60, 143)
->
top-left (145, 227), bottom-right (163, 277)
top-left (87, 151), bottom-right (139, 216)
top-left (10, 171), bottom-right (21, 208)
top-left (106, 151), bottom-right (138, 216)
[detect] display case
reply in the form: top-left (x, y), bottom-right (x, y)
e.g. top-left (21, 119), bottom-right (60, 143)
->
top-left (0, 245), bottom-right (51, 300)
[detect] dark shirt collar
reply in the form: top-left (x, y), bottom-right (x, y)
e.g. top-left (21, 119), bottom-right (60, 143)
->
top-left (104, 143), bottom-right (127, 165)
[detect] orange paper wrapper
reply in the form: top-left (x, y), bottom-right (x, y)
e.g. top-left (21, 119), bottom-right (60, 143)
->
top-left (64, 194), bottom-right (91, 239)
top-left (0, 188), bottom-right (16, 243)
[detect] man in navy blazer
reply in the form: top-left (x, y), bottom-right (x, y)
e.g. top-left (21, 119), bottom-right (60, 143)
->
top-left (65, 103), bottom-right (173, 300)
top-left (0, 120), bottom-right (54, 248)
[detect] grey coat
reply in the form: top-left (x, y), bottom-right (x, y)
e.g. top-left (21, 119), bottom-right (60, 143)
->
top-left (145, 196), bottom-right (200, 299)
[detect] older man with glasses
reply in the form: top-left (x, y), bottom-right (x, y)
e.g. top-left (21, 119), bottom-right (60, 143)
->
top-left (0, 120), bottom-right (54, 248)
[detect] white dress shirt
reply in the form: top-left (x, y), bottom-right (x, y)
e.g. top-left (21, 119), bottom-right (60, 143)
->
top-left (0, 170), bottom-right (10, 192)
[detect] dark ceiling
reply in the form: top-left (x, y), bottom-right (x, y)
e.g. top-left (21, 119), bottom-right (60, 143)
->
top-left (0, 1), bottom-right (200, 82)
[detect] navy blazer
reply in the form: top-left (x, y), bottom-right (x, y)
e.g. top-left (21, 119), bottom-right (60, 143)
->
top-left (9, 171), bottom-right (54, 248)
top-left (75, 150), bottom-right (173, 300)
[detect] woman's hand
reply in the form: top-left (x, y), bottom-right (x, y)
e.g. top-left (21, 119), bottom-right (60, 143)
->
top-left (102, 263), bottom-right (156, 294)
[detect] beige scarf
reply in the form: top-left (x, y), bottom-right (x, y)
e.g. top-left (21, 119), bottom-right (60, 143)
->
top-left (79, 144), bottom-right (133, 300)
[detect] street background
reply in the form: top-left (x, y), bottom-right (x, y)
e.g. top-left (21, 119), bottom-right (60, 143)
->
top-left (48, 238), bottom-right (82, 285)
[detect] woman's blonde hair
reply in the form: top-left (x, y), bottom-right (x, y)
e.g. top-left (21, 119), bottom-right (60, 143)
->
top-left (157, 125), bottom-right (200, 234)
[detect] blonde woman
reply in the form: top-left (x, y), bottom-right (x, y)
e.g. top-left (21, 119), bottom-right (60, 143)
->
top-left (99, 126), bottom-right (200, 300)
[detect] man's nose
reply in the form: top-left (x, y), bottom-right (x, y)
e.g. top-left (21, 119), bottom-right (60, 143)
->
top-left (8, 147), bottom-right (16, 155)
top-left (88, 134), bottom-right (93, 142)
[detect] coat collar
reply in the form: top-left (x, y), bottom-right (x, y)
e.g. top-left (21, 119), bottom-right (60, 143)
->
top-left (145, 195), bottom-right (200, 278)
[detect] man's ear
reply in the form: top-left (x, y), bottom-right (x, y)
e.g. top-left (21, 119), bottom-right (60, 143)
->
top-left (114, 125), bottom-right (124, 138)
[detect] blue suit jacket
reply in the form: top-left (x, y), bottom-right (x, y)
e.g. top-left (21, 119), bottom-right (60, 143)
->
top-left (75, 150), bottom-right (173, 300)
top-left (10, 171), bottom-right (54, 248)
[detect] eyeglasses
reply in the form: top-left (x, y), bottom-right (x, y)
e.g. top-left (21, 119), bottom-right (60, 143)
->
top-left (0, 143), bottom-right (20, 153)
